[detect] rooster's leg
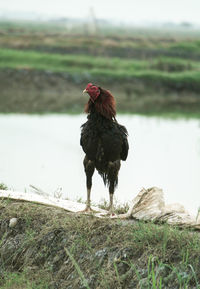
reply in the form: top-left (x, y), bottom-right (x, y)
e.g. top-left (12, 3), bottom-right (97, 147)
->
top-left (107, 160), bottom-right (121, 216)
top-left (85, 188), bottom-right (92, 212)
top-left (85, 158), bottom-right (95, 211)
top-left (79, 156), bottom-right (95, 213)
top-left (109, 191), bottom-right (114, 215)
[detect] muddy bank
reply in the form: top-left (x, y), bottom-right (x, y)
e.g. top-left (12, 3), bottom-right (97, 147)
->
top-left (0, 200), bottom-right (200, 288)
top-left (1, 69), bottom-right (200, 115)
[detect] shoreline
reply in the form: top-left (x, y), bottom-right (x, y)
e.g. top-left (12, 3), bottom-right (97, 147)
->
top-left (1, 68), bottom-right (200, 116)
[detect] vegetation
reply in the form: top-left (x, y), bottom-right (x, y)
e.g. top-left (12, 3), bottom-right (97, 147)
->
top-left (1, 20), bottom-right (200, 115)
top-left (0, 199), bottom-right (200, 288)
top-left (0, 183), bottom-right (8, 190)
top-left (1, 48), bottom-right (200, 90)
top-left (1, 271), bottom-right (49, 289)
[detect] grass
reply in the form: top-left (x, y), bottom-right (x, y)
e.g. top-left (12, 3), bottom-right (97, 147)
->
top-left (0, 199), bottom-right (200, 288)
top-left (99, 198), bottom-right (129, 214)
top-left (64, 247), bottom-right (91, 289)
top-left (0, 48), bottom-right (148, 71)
top-left (0, 183), bottom-right (8, 190)
top-left (1, 48), bottom-right (200, 92)
top-left (0, 271), bottom-right (50, 289)
top-left (0, 48), bottom-right (199, 73)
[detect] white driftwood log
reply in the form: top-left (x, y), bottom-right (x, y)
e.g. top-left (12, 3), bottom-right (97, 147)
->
top-left (0, 187), bottom-right (199, 230)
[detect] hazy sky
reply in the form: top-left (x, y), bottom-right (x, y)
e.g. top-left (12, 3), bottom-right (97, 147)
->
top-left (0, 0), bottom-right (200, 24)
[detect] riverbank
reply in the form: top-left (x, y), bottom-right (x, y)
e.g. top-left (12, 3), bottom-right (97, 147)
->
top-left (1, 68), bottom-right (200, 116)
top-left (1, 117), bottom-right (199, 288)
top-left (0, 199), bottom-right (200, 289)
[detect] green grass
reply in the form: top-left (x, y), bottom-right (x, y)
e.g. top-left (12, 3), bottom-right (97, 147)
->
top-left (170, 41), bottom-right (200, 54)
top-left (1, 48), bottom-right (200, 92)
top-left (0, 47), bottom-right (148, 71)
top-left (0, 271), bottom-right (50, 289)
top-left (64, 247), bottom-right (91, 289)
top-left (0, 48), bottom-right (199, 72)
top-left (0, 183), bottom-right (8, 190)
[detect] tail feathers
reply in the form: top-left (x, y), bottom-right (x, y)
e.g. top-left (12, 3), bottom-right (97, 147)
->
top-left (97, 160), bottom-right (120, 189)
top-left (98, 171), bottom-right (118, 189)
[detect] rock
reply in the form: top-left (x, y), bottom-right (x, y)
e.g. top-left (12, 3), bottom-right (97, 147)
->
top-left (126, 187), bottom-right (165, 220)
top-left (9, 218), bottom-right (18, 228)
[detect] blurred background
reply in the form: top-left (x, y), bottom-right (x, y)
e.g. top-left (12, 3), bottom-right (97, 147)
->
top-left (0, 0), bottom-right (199, 215)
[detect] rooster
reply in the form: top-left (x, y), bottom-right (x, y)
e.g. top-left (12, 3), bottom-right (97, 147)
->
top-left (80, 83), bottom-right (129, 215)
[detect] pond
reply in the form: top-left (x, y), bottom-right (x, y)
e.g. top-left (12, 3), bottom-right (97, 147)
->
top-left (0, 114), bottom-right (199, 216)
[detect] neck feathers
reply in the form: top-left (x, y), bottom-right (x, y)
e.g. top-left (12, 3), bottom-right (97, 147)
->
top-left (85, 88), bottom-right (116, 120)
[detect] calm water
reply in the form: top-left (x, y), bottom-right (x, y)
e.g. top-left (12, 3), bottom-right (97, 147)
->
top-left (0, 114), bottom-right (200, 216)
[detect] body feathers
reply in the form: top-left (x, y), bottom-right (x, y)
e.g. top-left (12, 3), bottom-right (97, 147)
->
top-left (81, 111), bottom-right (128, 187)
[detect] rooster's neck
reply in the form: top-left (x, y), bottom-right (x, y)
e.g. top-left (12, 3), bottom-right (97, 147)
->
top-left (85, 89), bottom-right (116, 121)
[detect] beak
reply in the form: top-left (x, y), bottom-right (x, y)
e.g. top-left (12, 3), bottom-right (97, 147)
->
top-left (82, 89), bottom-right (87, 95)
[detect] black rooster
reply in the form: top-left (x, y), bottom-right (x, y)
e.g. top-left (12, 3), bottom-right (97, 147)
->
top-left (80, 83), bottom-right (129, 215)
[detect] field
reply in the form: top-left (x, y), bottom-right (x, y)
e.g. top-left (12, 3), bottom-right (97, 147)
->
top-left (1, 20), bottom-right (200, 115)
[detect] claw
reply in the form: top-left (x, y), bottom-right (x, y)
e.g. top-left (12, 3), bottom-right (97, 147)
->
top-left (77, 206), bottom-right (99, 214)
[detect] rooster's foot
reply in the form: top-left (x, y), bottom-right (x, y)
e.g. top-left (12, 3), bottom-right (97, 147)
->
top-left (100, 211), bottom-right (117, 218)
top-left (77, 207), bottom-right (98, 214)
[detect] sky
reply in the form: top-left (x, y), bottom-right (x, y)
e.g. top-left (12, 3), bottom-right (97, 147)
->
top-left (0, 0), bottom-right (200, 24)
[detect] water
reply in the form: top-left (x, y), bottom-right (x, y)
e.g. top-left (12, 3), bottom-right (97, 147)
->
top-left (0, 114), bottom-right (200, 216)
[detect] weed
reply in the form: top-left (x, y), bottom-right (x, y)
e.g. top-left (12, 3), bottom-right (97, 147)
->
top-left (64, 247), bottom-right (91, 289)
top-left (0, 183), bottom-right (8, 190)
